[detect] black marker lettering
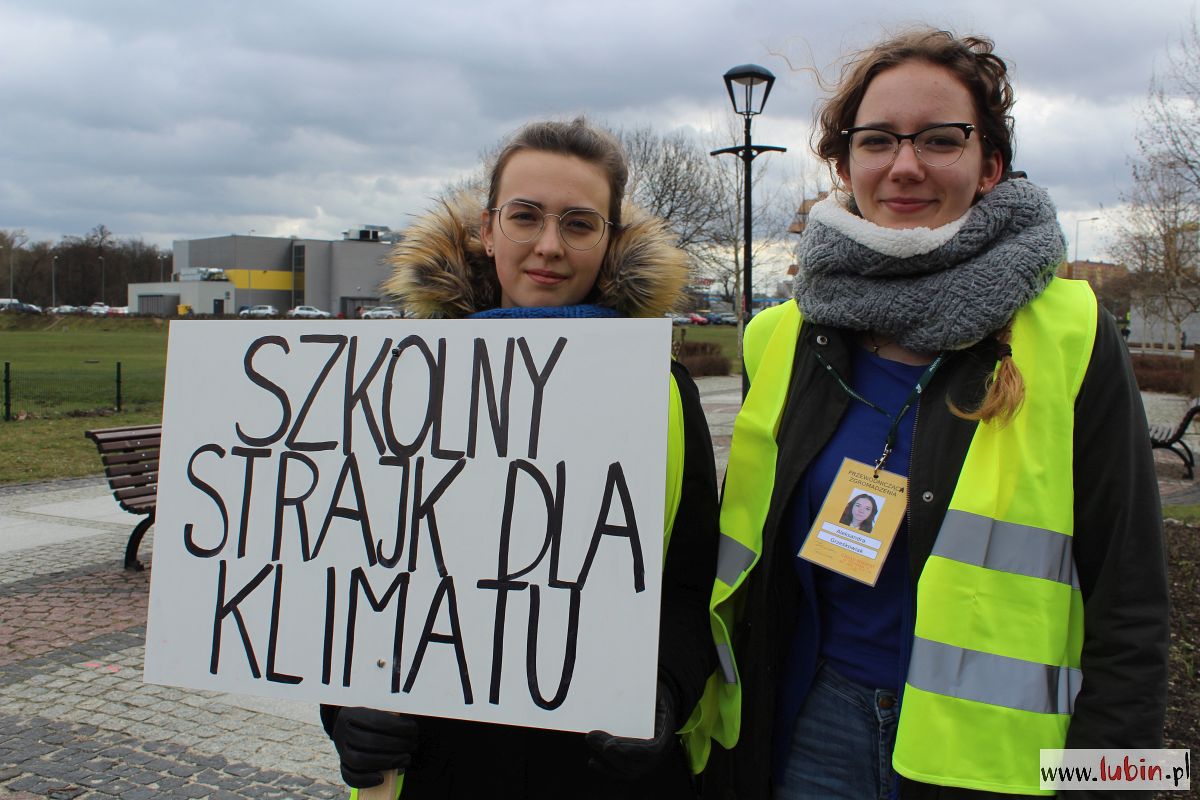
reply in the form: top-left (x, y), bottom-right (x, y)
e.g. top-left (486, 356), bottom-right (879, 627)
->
top-left (495, 459), bottom-right (566, 584)
top-left (576, 462), bottom-right (645, 592)
top-left (476, 573), bottom-right (527, 705)
top-left (343, 567), bottom-right (411, 689)
top-left (184, 443), bottom-right (228, 558)
top-left (209, 560), bottom-right (273, 677)
top-left (429, 338), bottom-right (464, 460)
top-left (468, 337), bottom-right (514, 459)
top-left (376, 456), bottom-right (411, 568)
top-left (271, 450), bottom-right (318, 563)
top-left (517, 336), bottom-right (566, 458)
top-left (382, 335), bottom-right (436, 458)
top-left (525, 584), bottom-right (581, 710)
top-left (403, 576), bottom-right (473, 704)
top-left (343, 335), bottom-right (391, 456)
top-left (265, 563), bottom-right (302, 684)
top-left (322, 567), bottom-right (336, 685)
top-left (285, 334), bottom-right (345, 452)
top-left (231, 446), bottom-right (271, 559)
top-left (236, 336), bottom-right (291, 447)
top-left (312, 453), bottom-right (375, 565)
top-left (406, 456), bottom-right (466, 576)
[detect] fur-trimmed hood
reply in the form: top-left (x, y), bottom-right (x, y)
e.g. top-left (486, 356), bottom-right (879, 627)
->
top-left (381, 194), bottom-right (690, 319)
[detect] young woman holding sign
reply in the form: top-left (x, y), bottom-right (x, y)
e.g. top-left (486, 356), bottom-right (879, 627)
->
top-left (320, 118), bottom-right (720, 799)
top-left (698, 28), bottom-right (1168, 799)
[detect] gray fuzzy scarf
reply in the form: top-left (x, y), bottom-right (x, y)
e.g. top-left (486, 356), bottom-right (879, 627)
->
top-left (792, 179), bottom-right (1066, 352)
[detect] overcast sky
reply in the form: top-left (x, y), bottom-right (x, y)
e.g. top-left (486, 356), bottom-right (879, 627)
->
top-left (2, 0), bottom-right (1196, 264)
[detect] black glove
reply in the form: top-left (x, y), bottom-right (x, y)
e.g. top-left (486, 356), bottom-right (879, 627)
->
top-left (330, 707), bottom-right (420, 789)
top-left (585, 680), bottom-right (678, 779)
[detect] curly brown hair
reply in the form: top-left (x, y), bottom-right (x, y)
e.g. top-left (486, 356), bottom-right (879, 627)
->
top-left (814, 28), bottom-right (1015, 178)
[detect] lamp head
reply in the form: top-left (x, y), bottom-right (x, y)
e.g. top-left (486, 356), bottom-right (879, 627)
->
top-left (723, 64), bottom-right (777, 116)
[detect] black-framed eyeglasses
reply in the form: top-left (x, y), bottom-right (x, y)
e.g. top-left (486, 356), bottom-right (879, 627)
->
top-left (489, 200), bottom-right (614, 251)
top-left (841, 123), bottom-right (979, 170)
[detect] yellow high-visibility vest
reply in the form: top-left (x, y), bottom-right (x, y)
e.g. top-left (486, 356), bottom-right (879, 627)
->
top-left (686, 279), bottom-right (1096, 793)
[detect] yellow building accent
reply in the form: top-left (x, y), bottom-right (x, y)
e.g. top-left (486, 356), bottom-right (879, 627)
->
top-left (225, 269), bottom-right (297, 291)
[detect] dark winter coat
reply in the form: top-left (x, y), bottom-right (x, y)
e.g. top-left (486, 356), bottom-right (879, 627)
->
top-left (322, 195), bottom-right (720, 800)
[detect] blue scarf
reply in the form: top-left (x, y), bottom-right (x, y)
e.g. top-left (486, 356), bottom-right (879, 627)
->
top-left (468, 304), bottom-right (622, 320)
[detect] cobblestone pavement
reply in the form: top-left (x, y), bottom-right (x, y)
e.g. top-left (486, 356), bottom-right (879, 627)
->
top-left (0, 380), bottom-right (1193, 798)
top-left (0, 479), bottom-right (346, 799)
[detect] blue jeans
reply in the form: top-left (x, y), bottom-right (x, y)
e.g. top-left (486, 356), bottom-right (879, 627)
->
top-left (775, 662), bottom-right (899, 799)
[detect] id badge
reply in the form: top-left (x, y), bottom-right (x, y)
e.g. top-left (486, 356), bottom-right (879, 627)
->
top-left (798, 458), bottom-right (908, 586)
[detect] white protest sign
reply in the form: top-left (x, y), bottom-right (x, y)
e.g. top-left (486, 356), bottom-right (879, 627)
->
top-left (143, 318), bottom-right (671, 738)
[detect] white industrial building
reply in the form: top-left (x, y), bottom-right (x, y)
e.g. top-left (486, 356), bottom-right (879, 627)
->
top-left (127, 226), bottom-right (398, 317)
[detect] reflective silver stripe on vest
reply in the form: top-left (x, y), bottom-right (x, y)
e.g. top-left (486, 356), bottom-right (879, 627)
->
top-left (933, 509), bottom-right (1078, 589)
top-left (716, 642), bottom-right (736, 684)
top-left (908, 637), bottom-right (1081, 715)
top-left (716, 533), bottom-right (757, 586)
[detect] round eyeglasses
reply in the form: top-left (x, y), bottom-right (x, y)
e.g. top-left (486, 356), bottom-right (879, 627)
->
top-left (841, 123), bottom-right (979, 170)
top-left (490, 200), bottom-right (614, 251)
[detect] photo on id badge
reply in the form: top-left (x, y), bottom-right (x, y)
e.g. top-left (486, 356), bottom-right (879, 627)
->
top-left (799, 458), bottom-right (907, 586)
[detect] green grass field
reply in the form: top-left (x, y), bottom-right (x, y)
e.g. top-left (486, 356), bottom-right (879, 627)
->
top-left (673, 323), bottom-right (741, 371)
top-left (0, 315), bottom-right (169, 483)
top-left (0, 316), bottom-right (738, 484)
top-left (0, 314), bottom-right (170, 415)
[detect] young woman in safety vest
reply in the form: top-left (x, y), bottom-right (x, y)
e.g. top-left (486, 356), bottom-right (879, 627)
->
top-left (694, 29), bottom-right (1168, 799)
top-left (319, 118), bottom-right (720, 799)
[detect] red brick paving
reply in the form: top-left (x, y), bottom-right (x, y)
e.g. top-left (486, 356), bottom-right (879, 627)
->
top-left (0, 568), bottom-right (149, 666)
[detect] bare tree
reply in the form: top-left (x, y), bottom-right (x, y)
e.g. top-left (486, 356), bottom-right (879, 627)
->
top-left (1111, 152), bottom-right (1200, 351)
top-left (621, 126), bottom-right (727, 258)
top-left (1143, 13), bottom-right (1200, 196)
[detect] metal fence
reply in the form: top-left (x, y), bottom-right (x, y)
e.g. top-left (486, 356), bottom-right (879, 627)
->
top-left (2, 361), bottom-right (164, 420)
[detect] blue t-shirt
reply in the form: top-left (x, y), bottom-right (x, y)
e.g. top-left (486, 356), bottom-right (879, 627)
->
top-left (773, 345), bottom-right (926, 778)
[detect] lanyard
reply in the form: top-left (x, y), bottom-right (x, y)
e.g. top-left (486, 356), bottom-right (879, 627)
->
top-left (812, 347), bottom-right (944, 475)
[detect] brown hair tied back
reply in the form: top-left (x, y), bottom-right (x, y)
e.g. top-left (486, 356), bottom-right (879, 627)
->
top-left (951, 323), bottom-right (1025, 426)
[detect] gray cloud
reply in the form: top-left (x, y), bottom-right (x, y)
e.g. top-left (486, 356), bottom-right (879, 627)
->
top-left (1, 0), bottom-right (1195, 260)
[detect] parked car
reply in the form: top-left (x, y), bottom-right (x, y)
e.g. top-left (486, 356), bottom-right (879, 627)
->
top-left (107, 306), bottom-right (130, 316)
top-left (47, 305), bottom-right (80, 315)
top-left (361, 306), bottom-right (401, 319)
top-left (286, 305), bottom-right (332, 319)
top-left (85, 303), bottom-right (110, 316)
top-left (687, 312), bottom-right (710, 325)
top-left (6, 301), bottom-right (42, 314)
top-left (671, 314), bottom-right (692, 325)
top-left (710, 312), bottom-right (739, 325)
top-left (238, 304), bottom-right (279, 318)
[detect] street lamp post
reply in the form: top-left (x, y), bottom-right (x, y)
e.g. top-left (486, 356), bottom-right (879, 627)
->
top-left (98, 255), bottom-right (106, 304)
top-left (711, 63), bottom-right (787, 396)
top-left (1071, 216), bottom-right (1100, 279)
top-left (158, 254), bottom-right (165, 283)
top-left (52, 256), bottom-right (58, 308)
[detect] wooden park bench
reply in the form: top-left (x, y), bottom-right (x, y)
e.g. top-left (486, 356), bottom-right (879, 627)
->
top-left (85, 423), bottom-right (161, 570)
top-left (1150, 402), bottom-right (1200, 479)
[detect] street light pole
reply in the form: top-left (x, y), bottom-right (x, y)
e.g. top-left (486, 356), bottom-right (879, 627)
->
top-left (98, 255), bottom-right (106, 304)
top-left (52, 256), bottom-right (58, 308)
top-left (158, 254), bottom-right (165, 283)
top-left (711, 64), bottom-right (787, 397)
top-left (1071, 216), bottom-right (1100, 278)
